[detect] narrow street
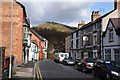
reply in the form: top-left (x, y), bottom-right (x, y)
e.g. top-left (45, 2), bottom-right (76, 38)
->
top-left (38, 59), bottom-right (100, 80)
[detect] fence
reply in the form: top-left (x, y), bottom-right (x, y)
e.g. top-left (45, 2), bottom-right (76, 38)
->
top-left (0, 47), bottom-right (14, 79)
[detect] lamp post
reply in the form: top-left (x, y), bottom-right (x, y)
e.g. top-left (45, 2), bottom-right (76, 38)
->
top-left (9, 0), bottom-right (13, 78)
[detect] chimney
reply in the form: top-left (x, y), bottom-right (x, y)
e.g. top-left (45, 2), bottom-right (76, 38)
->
top-left (114, 0), bottom-right (120, 9)
top-left (91, 11), bottom-right (101, 21)
top-left (78, 20), bottom-right (85, 29)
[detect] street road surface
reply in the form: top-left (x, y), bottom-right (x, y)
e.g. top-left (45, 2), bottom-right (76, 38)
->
top-left (38, 59), bottom-right (100, 80)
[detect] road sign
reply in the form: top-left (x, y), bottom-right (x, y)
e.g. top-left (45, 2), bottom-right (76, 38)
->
top-left (37, 49), bottom-right (40, 51)
top-left (32, 50), bottom-right (36, 52)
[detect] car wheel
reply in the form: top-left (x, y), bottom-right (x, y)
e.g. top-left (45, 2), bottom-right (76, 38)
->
top-left (83, 67), bottom-right (87, 73)
top-left (106, 73), bottom-right (111, 80)
top-left (92, 70), bottom-right (96, 77)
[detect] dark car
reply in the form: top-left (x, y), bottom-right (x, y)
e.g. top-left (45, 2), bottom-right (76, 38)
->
top-left (62, 57), bottom-right (75, 65)
top-left (92, 60), bottom-right (120, 80)
top-left (75, 58), bottom-right (81, 65)
top-left (76, 58), bottom-right (94, 73)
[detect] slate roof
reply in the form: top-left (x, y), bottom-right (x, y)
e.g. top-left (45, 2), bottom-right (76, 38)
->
top-left (67, 9), bottom-right (115, 37)
top-left (111, 18), bottom-right (120, 29)
top-left (30, 29), bottom-right (44, 41)
top-left (31, 40), bottom-right (37, 45)
top-left (103, 18), bottom-right (120, 37)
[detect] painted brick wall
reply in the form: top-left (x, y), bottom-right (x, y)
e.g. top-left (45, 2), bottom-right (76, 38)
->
top-left (30, 31), bottom-right (44, 60)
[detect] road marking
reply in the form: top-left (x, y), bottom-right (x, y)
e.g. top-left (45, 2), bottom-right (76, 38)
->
top-left (38, 65), bottom-right (42, 80)
top-left (36, 63), bottom-right (39, 79)
top-left (35, 60), bottom-right (49, 80)
top-left (36, 61), bottom-right (42, 80)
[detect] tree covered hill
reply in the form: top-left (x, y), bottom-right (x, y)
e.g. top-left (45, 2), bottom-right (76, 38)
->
top-left (31, 22), bottom-right (77, 52)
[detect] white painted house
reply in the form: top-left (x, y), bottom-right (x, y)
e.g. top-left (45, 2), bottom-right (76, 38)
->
top-left (43, 38), bottom-right (48, 59)
top-left (28, 40), bottom-right (39, 61)
top-left (103, 18), bottom-right (120, 66)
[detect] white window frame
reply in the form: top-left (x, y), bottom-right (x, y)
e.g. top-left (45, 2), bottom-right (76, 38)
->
top-left (105, 49), bottom-right (111, 60)
top-left (93, 50), bottom-right (98, 59)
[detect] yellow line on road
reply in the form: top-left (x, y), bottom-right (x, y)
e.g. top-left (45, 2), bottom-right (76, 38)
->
top-left (36, 59), bottom-right (50, 80)
top-left (36, 61), bottom-right (42, 80)
top-left (38, 65), bottom-right (42, 80)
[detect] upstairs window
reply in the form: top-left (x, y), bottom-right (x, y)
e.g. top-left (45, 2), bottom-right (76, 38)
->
top-left (93, 24), bottom-right (97, 31)
top-left (109, 28), bottom-right (113, 42)
top-left (71, 34), bottom-right (73, 39)
top-left (76, 31), bottom-right (79, 37)
top-left (93, 34), bottom-right (97, 46)
top-left (76, 39), bottom-right (79, 48)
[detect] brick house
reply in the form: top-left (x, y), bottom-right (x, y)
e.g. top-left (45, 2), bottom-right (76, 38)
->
top-left (30, 29), bottom-right (45, 60)
top-left (0, 1), bottom-right (29, 65)
top-left (103, 18), bottom-right (120, 66)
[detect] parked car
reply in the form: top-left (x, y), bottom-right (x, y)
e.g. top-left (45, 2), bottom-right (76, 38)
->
top-left (62, 57), bottom-right (75, 65)
top-left (92, 60), bottom-right (120, 80)
top-left (54, 53), bottom-right (59, 62)
top-left (54, 52), bottom-right (69, 62)
top-left (76, 58), bottom-right (94, 73)
top-left (75, 58), bottom-right (81, 65)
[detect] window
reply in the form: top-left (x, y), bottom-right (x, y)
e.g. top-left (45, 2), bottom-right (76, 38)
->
top-left (76, 39), bottom-right (79, 48)
top-left (84, 53), bottom-right (88, 58)
top-left (65, 54), bottom-right (67, 57)
top-left (93, 24), bottom-right (97, 31)
top-left (24, 33), bottom-right (26, 39)
top-left (83, 36), bottom-right (88, 46)
top-left (61, 54), bottom-right (64, 57)
top-left (114, 49), bottom-right (120, 66)
top-left (109, 28), bottom-right (113, 42)
top-left (93, 35), bottom-right (97, 45)
top-left (105, 49), bottom-right (111, 60)
top-left (71, 34), bottom-right (73, 39)
top-left (71, 41), bottom-right (73, 49)
top-left (93, 52), bottom-right (97, 58)
top-left (76, 31), bottom-right (79, 37)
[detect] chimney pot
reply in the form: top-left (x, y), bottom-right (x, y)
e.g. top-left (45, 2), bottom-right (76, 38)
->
top-left (78, 20), bottom-right (85, 29)
top-left (114, 0), bottom-right (120, 9)
top-left (91, 11), bottom-right (101, 21)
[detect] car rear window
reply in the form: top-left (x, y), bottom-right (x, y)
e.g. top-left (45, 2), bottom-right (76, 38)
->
top-left (65, 54), bottom-right (68, 57)
top-left (85, 59), bottom-right (94, 63)
top-left (61, 54), bottom-right (64, 57)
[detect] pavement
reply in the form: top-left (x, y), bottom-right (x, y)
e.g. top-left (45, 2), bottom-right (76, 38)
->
top-left (12, 61), bottom-right (35, 80)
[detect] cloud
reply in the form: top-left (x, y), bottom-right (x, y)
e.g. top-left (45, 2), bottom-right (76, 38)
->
top-left (19, 1), bottom-right (94, 27)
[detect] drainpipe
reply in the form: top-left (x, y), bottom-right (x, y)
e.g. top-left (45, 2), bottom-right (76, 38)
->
top-left (9, 0), bottom-right (13, 78)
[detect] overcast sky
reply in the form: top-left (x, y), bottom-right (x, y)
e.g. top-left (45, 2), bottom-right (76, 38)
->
top-left (17, 0), bottom-right (114, 27)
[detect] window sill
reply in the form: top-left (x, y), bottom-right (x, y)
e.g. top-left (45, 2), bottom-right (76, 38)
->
top-left (109, 40), bottom-right (113, 42)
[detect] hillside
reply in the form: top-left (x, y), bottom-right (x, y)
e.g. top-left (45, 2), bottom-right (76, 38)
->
top-left (32, 22), bottom-right (77, 52)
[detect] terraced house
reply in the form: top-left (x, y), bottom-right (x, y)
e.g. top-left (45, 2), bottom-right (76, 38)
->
top-left (66, 0), bottom-right (120, 60)
top-left (0, 0), bottom-right (30, 66)
top-left (103, 18), bottom-right (120, 65)
top-left (29, 29), bottom-right (48, 60)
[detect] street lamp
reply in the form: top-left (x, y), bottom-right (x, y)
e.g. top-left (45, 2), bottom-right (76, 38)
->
top-left (9, 0), bottom-right (13, 78)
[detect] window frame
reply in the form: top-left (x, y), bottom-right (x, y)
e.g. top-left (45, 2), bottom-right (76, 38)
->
top-left (109, 28), bottom-right (113, 42)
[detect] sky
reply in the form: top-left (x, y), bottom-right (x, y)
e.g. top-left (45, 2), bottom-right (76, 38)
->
top-left (17, 0), bottom-right (114, 27)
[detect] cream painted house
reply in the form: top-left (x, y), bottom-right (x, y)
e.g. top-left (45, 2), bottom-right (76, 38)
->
top-left (103, 18), bottom-right (120, 66)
